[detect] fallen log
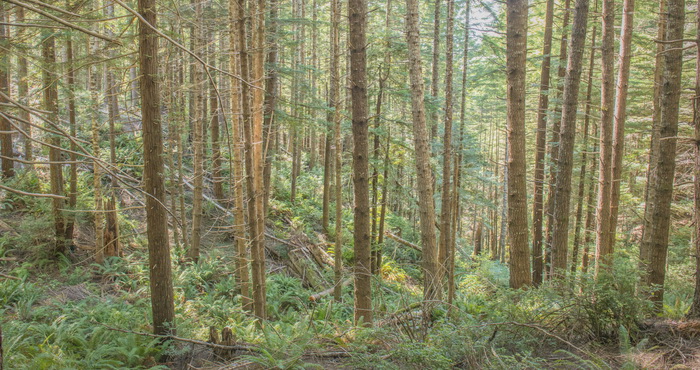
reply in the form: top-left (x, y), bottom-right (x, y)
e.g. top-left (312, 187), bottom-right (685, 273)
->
top-left (384, 232), bottom-right (421, 252)
top-left (309, 278), bottom-right (352, 301)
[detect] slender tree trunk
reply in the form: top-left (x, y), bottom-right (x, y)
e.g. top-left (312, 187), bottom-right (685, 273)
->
top-left (229, 0), bottom-right (252, 311)
top-left (349, 0), bottom-right (372, 326)
top-left (438, 0), bottom-right (455, 289)
top-left (582, 125), bottom-right (599, 274)
top-left (449, 0), bottom-right (469, 305)
top-left (189, 0), bottom-right (205, 263)
top-left (210, 58), bottom-right (224, 201)
top-left (406, 0), bottom-right (440, 307)
top-left (607, 0), bottom-right (635, 252)
top-left (531, 0), bottom-right (555, 285)
top-left (138, 0), bottom-right (176, 336)
top-left (89, 35), bottom-right (104, 264)
top-left (0, 4), bottom-right (12, 178)
top-left (505, 0), bottom-right (532, 288)
top-left (544, 0), bottom-right (572, 279)
top-left (549, 0), bottom-right (589, 278)
top-left (641, 0), bottom-right (666, 268)
top-left (65, 35), bottom-right (78, 248)
top-left (16, 7), bottom-right (31, 164)
top-left (430, 0), bottom-right (442, 140)
top-left (688, 0), bottom-right (700, 318)
top-left (42, 31), bottom-right (68, 257)
top-left (594, 0), bottom-right (615, 275)
top-left (640, 0), bottom-right (684, 307)
top-left (263, 0), bottom-right (279, 214)
top-left (250, 0), bottom-right (267, 320)
top-left (571, 14), bottom-right (597, 274)
top-left (331, 0), bottom-right (343, 302)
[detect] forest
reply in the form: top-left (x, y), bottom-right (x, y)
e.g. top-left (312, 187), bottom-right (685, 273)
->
top-left (1, 0), bottom-right (700, 368)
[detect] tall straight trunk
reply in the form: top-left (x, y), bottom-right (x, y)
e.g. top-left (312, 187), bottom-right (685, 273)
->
top-left (571, 14), bottom-right (597, 273)
top-left (544, 0), bottom-right (571, 279)
top-left (449, 0), bottom-right (469, 305)
top-left (430, 0), bottom-right (442, 140)
top-left (582, 125), bottom-right (599, 273)
top-left (490, 140), bottom-right (500, 261)
top-left (189, 0), bottom-right (205, 263)
top-left (0, 4), bottom-right (12, 178)
top-left (229, 0), bottom-right (252, 311)
top-left (138, 0), bottom-right (175, 336)
top-left (406, 0), bottom-right (440, 304)
top-left (505, 0), bottom-right (532, 289)
top-left (165, 41), bottom-right (181, 250)
top-left (371, 0), bottom-right (392, 274)
top-left (594, 0), bottom-right (615, 274)
top-left (65, 35), bottom-right (78, 246)
top-left (532, 0), bottom-right (555, 285)
top-left (331, 0), bottom-right (343, 302)
top-left (263, 0), bottom-right (279, 214)
top-left (16, 7), bottom-right (31, 163)
top-left (640, 0), bottom-right (684, 307)
top-left (438, 0), bottom-right (455, 288)
top-left (89, 34), bottom-right (104, 264)
top-left (349, 0), bottom-right (372, 326)
top-left (549, 0), bottom-right (589, 278)
top-left (210, 56), bottom-right (224, 201)
top-left (499, 144), bottom-right (508, 262)
top-left (688, 0), bottom-right (700, 318)
top-left (641, 0), bottom-right (666, 267)
top-left (42, 31), bottom-right (68, 257)
top-left (250, 0), bottom-right (267, 320)
top-left (607, 0), bottom-right (634, 251)
top-left (376, 129), bottom-right (391, 274)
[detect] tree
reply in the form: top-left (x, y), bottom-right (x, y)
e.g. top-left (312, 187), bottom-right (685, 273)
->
top-left (594, 0), bottom-right (615, 274)
top-left (229, 0), bottom-right (252, 311)
top-left (406, 0), bottom-right (440, 306)
top-left (689, 0), bottom-right (700, 319)
top-left (606, 0), bottom-right (635, 255)
top-left (189, 0), bottom-right (205, 262)
top-left (548, 0), bottom-right (589, 278)
top-left (0, 4), bottom-right (13, 179)
top-left (138, 0), bottom-right (176, 336)
top-left (640, 0), bottom-right (685, 307)
top-left (505, 0), bottom-right (532, 288)
top-left (531, 0), bottom-right (555, 286)
top-left (331, 0), bottom-right (343, 302)
top-left (438, 0), bottom-right (455, 290)
top-left (350, 0), bottom-right (372, 326)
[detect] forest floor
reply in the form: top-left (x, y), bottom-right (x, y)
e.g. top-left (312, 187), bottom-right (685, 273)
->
top-left (3, 187), bottom-right (700, 369)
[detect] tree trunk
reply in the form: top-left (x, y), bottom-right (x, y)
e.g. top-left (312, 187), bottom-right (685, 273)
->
top-left (593, 0), bottom-right (615, 275)
top-left (548, 0), bottom-right (589, 278)
top-left (607, 0), bottom-right (634, 254)
top-left (0, 4), bottom-right (13, 178)
top-left (406, 0), bottom-right (440, 306)
top-left (505, 0), bottom-right (532, 288)
top-left (229, 0), bottom-right (253, 311)
top-left (138, 0), bottom-right (176, 336)
top-left (544, 0), bottom-right (571, 280)
top-left (331, 0), bottom-right (343, 303)
top-left (65, 35), bottom-right (78, 249)
top-left (263, 0), bottom-right (279, 214)
top-left (349, 0), bottom-right (372, 326)
top-left (571, 13), bottom-right (597, 274)
top-left (430, 0), bottom-right (442, 140)
top-left (16, 7), bottom-right (31, 164)
top-left (640, 0), bottom-right (684, 308)
top-left (641, 0), bottom-right (666, 269)
top-left (531, 0), bottom-right (555, 286)
top-left (688, 0), bottom-right (700, 318)
top-left (438, 0), bottom-right (455, 289)
top-left (89, 34), bottom-right (105, 264)
top-left (189, 0), bottom-right (205, 263)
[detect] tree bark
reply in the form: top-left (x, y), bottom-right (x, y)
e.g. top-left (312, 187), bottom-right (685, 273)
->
top-left (549, 0), bottom-right (589, 278)
top-left (531, 0), bottom-right (555, 286)
top-left (331, 0), bottom-right (343, 303)
top-left (189, 0), bottom-right (205, 263)
top-left (640, 0), bottom-right (685, 308)
top-left (594, 0), bottom-right (615, 275)
top-left (349, 0), bottom-right (372, 326)
top-left (0, 4), bottom-right (13, 178)
top-left (438, 0), bottom-right (455, 290)
top-left (138, 0), bottom-right (176, 336)
top-left (505, 0), bottom-right (532, 288)
top-left (406, 0), bottom-right (440, 305)
top-left (688, 0), bottom-right (700, 318)
top-left (16, 7), bottom-right (31, 164)
top-left (607, 0), bottom-right (634, 254)
top-left (229, 0), bottom-right (253, 312)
